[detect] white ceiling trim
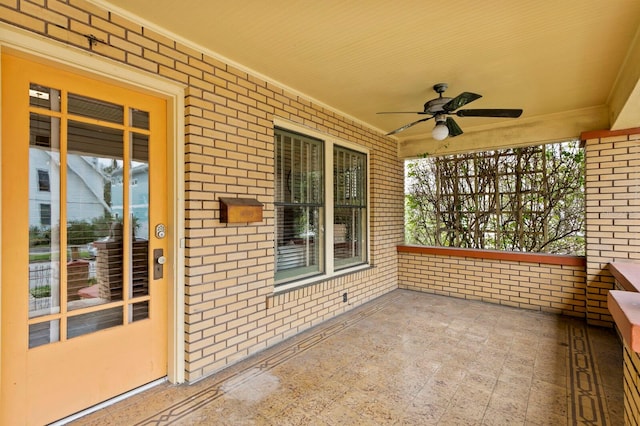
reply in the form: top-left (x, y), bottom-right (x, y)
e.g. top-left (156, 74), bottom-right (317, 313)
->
top-left (399, 106), bottom-right (608, 158)
top-left (608, 25), bottom-right (640, 130)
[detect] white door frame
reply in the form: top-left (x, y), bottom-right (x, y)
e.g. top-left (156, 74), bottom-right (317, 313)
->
top-left (0, 23), bottom-right (186, 385)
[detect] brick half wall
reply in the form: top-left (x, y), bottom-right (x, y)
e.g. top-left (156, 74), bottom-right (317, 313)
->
top-left (397, 245), bottom-right (586, 317)
top-left (624, 341), bottom-right (640, 425)
top-left (583, 129), bottom-right (640, 327)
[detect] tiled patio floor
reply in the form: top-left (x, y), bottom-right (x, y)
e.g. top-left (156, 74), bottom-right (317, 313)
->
top-left (67, 289), bottom-right (623, 425)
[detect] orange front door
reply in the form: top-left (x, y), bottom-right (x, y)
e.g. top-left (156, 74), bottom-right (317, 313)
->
top-left (1, 54), bottom-right (169, 425)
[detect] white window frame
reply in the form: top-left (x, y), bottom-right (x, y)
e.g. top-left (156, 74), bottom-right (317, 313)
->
top-left (37, 169), bottom-right (51, 192)
top-left (274, 118), bottom-right (370, 293)
top-left (333, 145), bottom-right (367, 270)
top-left (39, 203), bottom-right (51, 226)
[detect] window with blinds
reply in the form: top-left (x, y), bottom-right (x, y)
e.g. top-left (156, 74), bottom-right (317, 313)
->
top-left (274, 129), bottom-right (324, 283)
top-left (333, 146), bottom-right (367, 269)
top-left (274, 126), bottom-right (369, 286)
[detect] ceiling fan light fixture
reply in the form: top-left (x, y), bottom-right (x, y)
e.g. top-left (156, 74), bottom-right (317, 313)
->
top-left (378, 83), bottom-right (523, 137)
top-left (432, 122), bottom-right (449, 140)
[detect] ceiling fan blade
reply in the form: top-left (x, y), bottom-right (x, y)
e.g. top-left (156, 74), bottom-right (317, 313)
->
top-left (377, 111), bottom-right (430, 115)
top-left (442, 92), bottom-right (482, 112)
top-left (386, 117), bottom-right (433, 135)
top-left (445, 117), bottom-right (463, 137)
top-left (456, 108), bottom-right (523, 118)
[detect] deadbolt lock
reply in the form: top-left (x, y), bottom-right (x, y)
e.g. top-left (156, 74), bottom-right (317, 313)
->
top-left (155, 223), bottom-right (166, 239)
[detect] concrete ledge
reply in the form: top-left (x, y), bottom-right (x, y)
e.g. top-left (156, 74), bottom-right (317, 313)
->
top-left (397, 245), bottom-right (586, 266)
top-left (608, 262), bottom-right (640, 292)
top-left (608, 290), bottom-right (640, 352)
top-left (608, 263), bottom-right (640, 352)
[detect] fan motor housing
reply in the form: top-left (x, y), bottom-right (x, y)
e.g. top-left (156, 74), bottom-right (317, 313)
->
top-left (423, 97), bottom-right (451, 114)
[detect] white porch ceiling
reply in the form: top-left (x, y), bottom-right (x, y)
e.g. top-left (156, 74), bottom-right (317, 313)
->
top-left (94, 1), bottom-right (640, 157)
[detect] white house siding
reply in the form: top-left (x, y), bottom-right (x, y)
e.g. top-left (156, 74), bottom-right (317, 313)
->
top-left (29, 150), bottom-right (107, 229)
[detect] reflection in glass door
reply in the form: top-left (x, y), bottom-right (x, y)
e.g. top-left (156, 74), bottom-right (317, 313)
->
top-left (28, 86), bottom-right (151, 347)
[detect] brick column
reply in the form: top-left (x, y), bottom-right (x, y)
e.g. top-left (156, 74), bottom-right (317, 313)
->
top-left (583, 129), bottom-right (640, 326)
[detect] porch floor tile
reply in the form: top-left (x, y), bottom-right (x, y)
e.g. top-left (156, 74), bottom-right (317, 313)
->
top-left (68, 289), bottom-right (623, 425)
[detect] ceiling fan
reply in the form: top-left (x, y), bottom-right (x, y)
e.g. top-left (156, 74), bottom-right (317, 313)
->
top-left (378, 83), bottom-right (523, 140)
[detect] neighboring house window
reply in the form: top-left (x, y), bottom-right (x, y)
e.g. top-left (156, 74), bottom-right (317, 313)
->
top-left (37, 169), bottom-right (50, 192)
top-left (40, 203), bottom-right (51, 226)
top-left (274, 126), bottom-right (368, 286)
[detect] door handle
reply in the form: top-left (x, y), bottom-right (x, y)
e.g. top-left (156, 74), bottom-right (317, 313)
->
top-left (153, 248), bottom-right (165, 280)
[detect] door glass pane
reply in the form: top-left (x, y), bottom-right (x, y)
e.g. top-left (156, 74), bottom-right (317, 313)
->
top-left (67, 307), bottom-right (123, 339)
top-left (130, 301), bottom-right (149, 323)
top-left (29, 83), bottom-right (61, 111)
top-left (68, 93), bottom-right (124, 124)
top-left (26, 83), bottom-right (157, 345)
top-left (131, 132), bottom-right (149, 299)
top-left (67, 120), bottom-right (124, 310)
top-left (131, 109), bottom-right (149, 130)
top-left (29, 320), bottom-right (60, 348)
top-left (29, 113), bottom-right (61, 319)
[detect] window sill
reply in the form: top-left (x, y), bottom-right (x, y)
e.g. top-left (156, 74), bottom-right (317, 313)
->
top-left (273, 263), bottom-right (373, 295)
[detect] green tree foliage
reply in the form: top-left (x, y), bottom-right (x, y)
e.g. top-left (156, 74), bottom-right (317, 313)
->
top-left (405, 141), bottom-right (585, 255)
top-left (29, 225), bottom-right (51, 247)
top-left (67, 218), bottom-right (107, 245)
top-left (30, 212), bottom-right (114, 247)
